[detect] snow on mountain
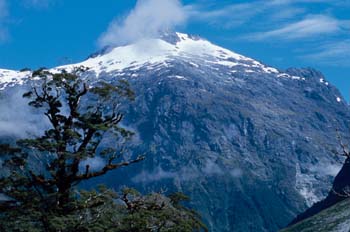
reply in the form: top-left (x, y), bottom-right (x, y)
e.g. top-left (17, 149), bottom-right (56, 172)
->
top-left (56, 32), bottom-right (302, 80)
top-left (0, 32), bottom-right (309, 89)
top-left (0, 69), bottom-right (31, 90)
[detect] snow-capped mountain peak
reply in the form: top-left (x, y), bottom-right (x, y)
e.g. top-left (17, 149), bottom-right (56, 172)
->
top-left (0, 32), bottom-right (311, 91)
top-left (55, 32), bottom-right (301, 80)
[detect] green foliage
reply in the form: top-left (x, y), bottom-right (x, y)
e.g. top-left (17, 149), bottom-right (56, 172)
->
top-left (0, 67), bottom-right (207, 232)
top-left (0, 187), bottom-right (207, 232)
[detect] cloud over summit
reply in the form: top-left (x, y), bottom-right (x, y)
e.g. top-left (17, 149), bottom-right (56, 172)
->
top-left (98, 0), bottom-right (187, 47)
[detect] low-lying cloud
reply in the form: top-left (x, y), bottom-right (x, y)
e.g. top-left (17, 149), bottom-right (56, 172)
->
top-left (0, 87), bottom-right (49, 138)
top-left (98, 0), bottom-right (187, 47)
top-left (79, 156), bottom-right (106, 172)
top-left (132, 159), bottom-right (243, 183)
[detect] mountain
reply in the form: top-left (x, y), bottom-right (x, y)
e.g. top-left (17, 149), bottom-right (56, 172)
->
top-left (1, 32), bottom-right (350, 231)
top-left (289, 157), bottom-right (350, 226)
top-left (281, 198), bottom-right (350, 232)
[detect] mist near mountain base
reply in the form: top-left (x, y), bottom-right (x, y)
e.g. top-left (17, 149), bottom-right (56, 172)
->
top-left (0, 86), bottom-right (49, 139)
top-left (132, 159), bottom-right (243, 183)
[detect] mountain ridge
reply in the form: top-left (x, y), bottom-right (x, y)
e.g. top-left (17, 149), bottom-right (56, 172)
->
top-left (0, 32), bottom-right (349, 231)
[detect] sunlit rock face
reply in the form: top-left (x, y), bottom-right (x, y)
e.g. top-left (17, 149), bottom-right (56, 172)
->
top-left (1, 32), bottom-right (349, 232)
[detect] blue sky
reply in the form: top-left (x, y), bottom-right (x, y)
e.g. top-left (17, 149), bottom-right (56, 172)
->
top-left (0, 0), bottom-right (349, 100)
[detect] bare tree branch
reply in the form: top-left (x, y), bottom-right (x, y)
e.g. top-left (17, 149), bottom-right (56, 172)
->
top-left (74, 156), bottom-right (145, 182)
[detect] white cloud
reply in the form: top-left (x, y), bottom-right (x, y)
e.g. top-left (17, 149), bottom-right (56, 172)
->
top-left (0, 0), bottom-right (8, 42)
top-left (186, 2), bottom-right (263, 29)
top-left (98, 0), bottom-right (187, 47)
top-left (0, 0), bottom-right (56, 42)
top-left (269, 7), bottom-right (306, 20)
top-left (132, 166), bottom-right (177, 183)
top-left (269, 0), bottom-right (331, 5)
top-left (0, 87), bottom-right (50, 138)
top-left (185, 0), bottom-right (332, 29)
top-left (0, 0), bottom-right (7, 19)
top-left (246, 15), bottom-right (345, 40)
top-left (187, 2), bottom-right (259, 21)
top-left (21, 0), bottom-right (55, 9)
top-left (132, 160), bottom-right (242, 183)
top-left (302, 40), bottom-right (350, 66)
top-left (79, 156), bottom-right (106, 172)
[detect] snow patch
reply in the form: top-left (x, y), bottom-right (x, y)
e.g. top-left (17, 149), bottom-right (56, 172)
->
top-left (277, 73), bottom-right (304, 80)
top-left (320, 78), bottom-right (329, 86)
top-left (0, 69), bottom-right (31, 90)
top-left (168, 75), bottom-right (187, 80)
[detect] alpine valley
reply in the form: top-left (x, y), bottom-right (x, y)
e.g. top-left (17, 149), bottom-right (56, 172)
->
top-left (0, 32), bottom-right (349, 232)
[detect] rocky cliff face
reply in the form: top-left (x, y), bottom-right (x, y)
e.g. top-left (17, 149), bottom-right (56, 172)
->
top-left (1, 33), bottom-right (349, 231)
top-left (288, 157), bottom-right (350, 226)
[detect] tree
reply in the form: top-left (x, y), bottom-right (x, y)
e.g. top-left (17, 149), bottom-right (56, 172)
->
top-left (0, 67), bottom-right (207, 232)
